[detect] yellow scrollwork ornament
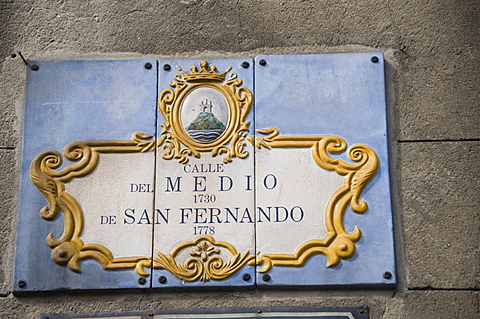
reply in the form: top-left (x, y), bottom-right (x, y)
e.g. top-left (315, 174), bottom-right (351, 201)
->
top-left (30, 60), bottom-right (379, 282)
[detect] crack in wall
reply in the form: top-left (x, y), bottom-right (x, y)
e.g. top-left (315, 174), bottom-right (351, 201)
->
top-left (398, 138), bottom-right (480, 143)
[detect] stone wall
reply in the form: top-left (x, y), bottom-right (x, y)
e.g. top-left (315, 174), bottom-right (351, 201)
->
top-left (0, 1), bottom-right (478, 318)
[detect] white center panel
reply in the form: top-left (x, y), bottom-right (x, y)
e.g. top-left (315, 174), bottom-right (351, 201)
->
top-left (255, 147), bottom-right (343, 255)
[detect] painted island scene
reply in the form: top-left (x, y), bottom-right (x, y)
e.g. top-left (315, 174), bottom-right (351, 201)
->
top-left (181, 87), bottom-right (230, 143)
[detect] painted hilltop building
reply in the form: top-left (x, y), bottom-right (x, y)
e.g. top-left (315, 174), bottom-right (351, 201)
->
top-left (185, 99), bottom-right (226, 143)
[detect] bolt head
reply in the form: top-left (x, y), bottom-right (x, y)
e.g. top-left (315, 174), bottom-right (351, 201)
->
top-left (371, 56), bottom-right (379, 63)
top-left (17, 280), bottom-right (26, 288)
top-left (242, 273), bottom-right (251, 281)
top-left (383, 271), bottom-right (392, 279)
top-left (144, 62), bottom-right (152, 70)
top-left (30, 64), bottom-right (39, 71)
top-left (138, 277), bottom-right (147, 285)
top-left (241, 61), bottom-right (250, 69)
top-left (259, 59), bottom-right (267, 66)
top-left (163, 64), bottom-right (171, 71)
top-left (262, 274), bottom-right (271, 282)
top-left (158, 276), bottom-right (167, 284)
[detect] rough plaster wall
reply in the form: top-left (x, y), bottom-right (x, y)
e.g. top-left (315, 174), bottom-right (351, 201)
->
top-left (0, 0), bottom-right (478, 318)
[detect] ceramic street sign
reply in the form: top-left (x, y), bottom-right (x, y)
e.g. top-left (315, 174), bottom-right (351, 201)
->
top-left (14, 59), bottom-right (157, 291)
top-left (254, 53), bottom-right (395, 286)
top-left (14, 54), bottom-right (395, 292)
top-left (152, 59), bottom-right (256, 288)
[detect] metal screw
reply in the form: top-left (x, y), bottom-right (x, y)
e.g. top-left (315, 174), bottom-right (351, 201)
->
top-left (242, 273), bottom-right (251, 281)
top-left (257, 309), bottom-right (262, 314)
top-left (259, 59), bottom-right (267, 66)
top-left (138, 277), bottom-right (147, 285)
top-left (144, 62), bottom-right (152, 70)
top-left (163, 64), bottom-right (171, 71)
top-left (30, 64), bottom-right (39, 71)
top-left (158, 276), bottom-right (167, 284)
top-left (262, 274), bottom-right (270, 282)
top-left (17, 280), bottom-right (26, 288)
top-left (358, 306), bottom-right (368, 316)
top-left (241, 61), bottom-right (250, 69)
top-left (383, 271), bottom-right (392, 279)
top-left (371, 56), bottom-right (379, 63)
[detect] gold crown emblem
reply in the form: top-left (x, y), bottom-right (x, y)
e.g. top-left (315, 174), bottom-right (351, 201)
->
top-left (177, 60), bottom-right (232, 83)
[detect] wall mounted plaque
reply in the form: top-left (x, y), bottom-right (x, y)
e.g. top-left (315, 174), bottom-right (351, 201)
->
top-left (152, 59), bottom-right (256, 288)
top-left (41, 306), bottom-right (369, 319)
top-left (14, 54), bottom-right (395, 291)
top-left (14, 59), bottom-right (157, 291)
top-left (253, 54), bottom-right (395, 287)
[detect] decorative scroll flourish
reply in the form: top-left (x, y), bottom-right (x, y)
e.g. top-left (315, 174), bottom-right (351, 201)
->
top-left (148, 236), bottom-right (255, 282)
top-left (30, 60), bottom-right (379, 282)
top-left (131, 132), bottom-right (165, 152)
top-left (248, 128), bottom-right (378, 271)
top-left (30, 139), bottom-right (153, 274)
top-left (30, 136), bottom-right (255, 280)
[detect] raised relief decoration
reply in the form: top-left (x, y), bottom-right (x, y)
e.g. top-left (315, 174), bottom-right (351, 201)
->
top-left (17, 55), bottom-right (395, 290)
top-left (251, 129), bottom-right (378, 271)
top-left (156, 60), bottom-right (252, 163)
top-left (28, 60), bottom-right (378, 285)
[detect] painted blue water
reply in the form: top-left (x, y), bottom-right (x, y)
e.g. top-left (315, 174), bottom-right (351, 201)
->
top-left (187, 129), bottom-right (224, 143)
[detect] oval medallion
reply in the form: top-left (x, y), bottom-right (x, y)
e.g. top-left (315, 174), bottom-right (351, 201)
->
top-left (181, 87), bottom-right (230, 144)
